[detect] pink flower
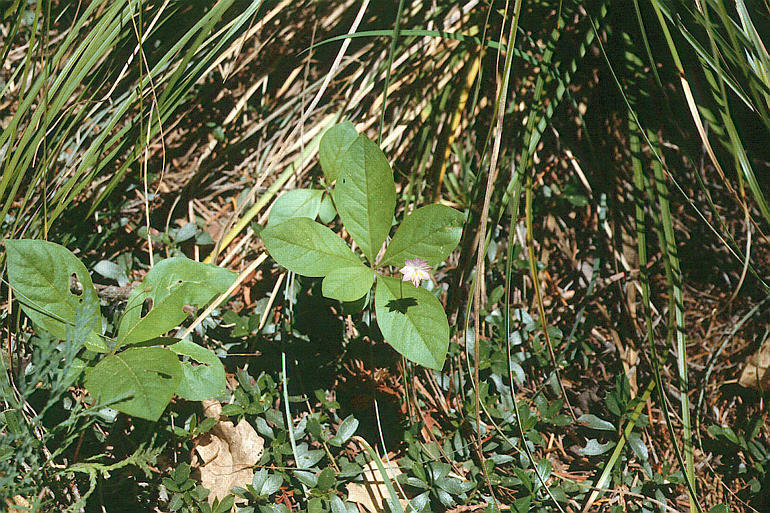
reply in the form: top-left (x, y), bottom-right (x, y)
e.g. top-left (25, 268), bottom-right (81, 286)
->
top-left (400, 258), bottom-right (432, 287)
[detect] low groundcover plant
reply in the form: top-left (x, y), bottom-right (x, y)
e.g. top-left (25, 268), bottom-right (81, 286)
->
top-left (260, 122), bottom-right (464, 370)
top-left (5, 240), bottom-right (236, 421)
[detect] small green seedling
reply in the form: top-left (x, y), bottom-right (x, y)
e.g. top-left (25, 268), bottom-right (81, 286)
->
top-left (260, 122), bottom-right (464, 370)
top-left (5, 240), bottom-right (236, 421)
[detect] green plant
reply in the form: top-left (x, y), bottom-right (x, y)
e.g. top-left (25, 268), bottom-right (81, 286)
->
top-left (0, 0), bottom-right (264, 245)
top-left (260, 122), bottom-right (464, 370)
top-left (165, 463), bottom-right (236, 513)
top-left (5, 239), bottom-right (236, 421)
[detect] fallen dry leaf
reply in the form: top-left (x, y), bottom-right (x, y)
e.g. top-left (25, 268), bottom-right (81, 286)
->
top-left (346, 458), bottom-right (407, 513)
top-left (194, 400), bottom-right (265, 503)
top-left (739, 341), bottom-right (770, 390)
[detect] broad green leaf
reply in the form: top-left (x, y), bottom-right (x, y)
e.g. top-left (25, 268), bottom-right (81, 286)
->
top-left (93, 259), bottom-right (129, 286)
top-left (267, 189), bottom-right (323, 227)
top-left (118, 257), bottom-right (236, 346)
top-left (380, 204), bottom-right (464, 267)
top-left (5, 240), bottom-right (106, 352)
top-left (374, 276), bottom-right (449, 370)
top-left (330, 415), bottom-right (359, 446)
top-left (321, 264), bottom-right (375, 302)
top-left (330, 496), bottom-right (347, 513)
top-left (260, 217), bottom-right (361, 276)
top-left (577, 414), bottom-right (616, 431)
top-left (341, 293), bottom-right (369, 314)
top-left (578, 439), bottom-right (616, 456)
top-left (332, 134), bottom-right (396, 263)
top-left (318, 121), bottom-right (358, 183)
top-left (169, 339), bottom-right (226, 401)
top-left (84, 347), bottom-right (182, 421)
top-left (318, 193), bottom-right (337, 224)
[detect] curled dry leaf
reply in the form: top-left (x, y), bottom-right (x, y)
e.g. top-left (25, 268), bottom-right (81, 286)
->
top-left (739, 341), bottom-right (770, 390)
top-left (194, 400), bottom-right (265, 503)
top-left (346, 459), bottom-right (407, 513)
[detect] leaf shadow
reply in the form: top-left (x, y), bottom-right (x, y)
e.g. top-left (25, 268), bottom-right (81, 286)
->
top-left (385, 297), bottom-right (417, 314)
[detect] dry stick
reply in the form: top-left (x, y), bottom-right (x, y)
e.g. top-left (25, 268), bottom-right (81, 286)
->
top-left (257, 272), bottom-right (285, 332)
top-left (129, 1), bottom-right (169, 258)
top-left (431, 54), bottom-right (481, 203)
top-left (524, 176), bottom-right (576, 420)
top-left (207, 0), bottom-right (370, 264)
top-left (176, 253), bottom-right (267, 341)
top-left (472, 0), bottom-right (521, 507)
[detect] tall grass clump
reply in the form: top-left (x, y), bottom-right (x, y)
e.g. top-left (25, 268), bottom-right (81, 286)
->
top-left (1, 0), bottom-right (769, 511)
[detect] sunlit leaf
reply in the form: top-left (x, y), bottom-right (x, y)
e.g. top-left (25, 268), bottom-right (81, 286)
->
top-left (170, 339), bottom-right (226, 401)
top-left (380, 204), bottom-right (464, 267)
top-left (332, 134), bottom-right (396, 264)
top-left (5, 240), bottom-right (105, 352)
top-left (267, 189), bottom-right (323, 227)
top-left (118, 257), bottom-right (236, 346)
top-left (261, 217), bottom-right (361, 276)
top-left (374, 275), bottom-right (449, 370)
top-left (84, 347), bottom-right (182, 421)
top-left (319, 121), bottom-right (358, 183)
top-left (321, 264), bottom-right (375, 302)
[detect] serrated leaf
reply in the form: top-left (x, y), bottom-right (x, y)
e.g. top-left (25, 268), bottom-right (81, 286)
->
top-left (375, 276), bottom-right (449, 370)
top-left (294, 470), bottom-right (318, 488)
top-left (169, 339), bottom-right (226, 401)
top-left (436, 488), bottom-right (455, 507)
top-left (578, 414), bottom-right (616, 431)
top-left (409, 492), bottom-right (430, 512)
top-left (261, 217), bottom-right (361, 276)
top-left (512, 495), bottom-right (532, 513)
top-left (436, 477), bottom-right (473, 495)
top-left (118, 257), bottom-right (236, 346)
top-left (380, 205), bottom-right (464, 267)
top-left (268, 189), bottom-right (323, 227)
top-left (252, 469), bottom-right (268, 490)
top-left (317, 467), bottom-right (335, 491)
top-left (5, 240), bottom-right (105, 352)
top-left (295, 443), bottom-right (324, 468)
top-left (84, 347), bottom-right (182, 421)
top-left (321, 264), bottom-right (375, 302)
top-left (174, 462), bottom-right (192, 484)
top-left (319, 121), bottom-right (358, 183)
top-left (214, 495), bottom-right (234, 513)
top-left (332, 134), bottom-right (396, 263)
